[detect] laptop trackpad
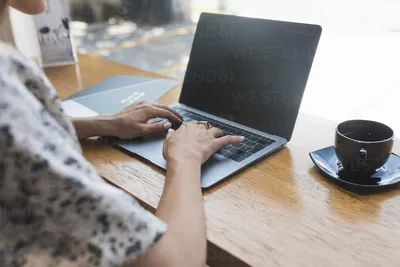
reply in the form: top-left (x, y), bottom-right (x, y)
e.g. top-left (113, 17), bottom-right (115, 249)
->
top-left (118, 132), bottom-right (168, 169)
top-left (118, 132), bottom-right (227, 168)
top-left (117, 132), bottom-right (240, 188)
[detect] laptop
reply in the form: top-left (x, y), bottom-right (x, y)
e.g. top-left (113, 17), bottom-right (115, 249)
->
top-left (118, 12), bottom-right (322, 188)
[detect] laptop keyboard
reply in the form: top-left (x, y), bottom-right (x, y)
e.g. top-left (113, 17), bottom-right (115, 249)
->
top-left (172, 108), bottom-right (276, 162)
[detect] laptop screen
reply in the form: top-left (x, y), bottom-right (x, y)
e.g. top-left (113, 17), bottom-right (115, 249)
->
top-left (179, 13), bottom-right (321, 141)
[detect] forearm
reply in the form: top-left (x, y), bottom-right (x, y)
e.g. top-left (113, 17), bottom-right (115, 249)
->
top-left (134, 159), bottom-right (206, 267)
top-left (71, 115), bottom-right (114, 139)
top-left (157, 159), bottom-right (206, 263)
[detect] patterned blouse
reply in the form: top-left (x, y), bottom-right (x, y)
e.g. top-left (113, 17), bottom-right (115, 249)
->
top-left (0, 43), bottom-right (166, 267)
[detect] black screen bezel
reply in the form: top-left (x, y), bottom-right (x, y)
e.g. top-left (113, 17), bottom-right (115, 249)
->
top-left (179, 13), bottom-right (322, 141)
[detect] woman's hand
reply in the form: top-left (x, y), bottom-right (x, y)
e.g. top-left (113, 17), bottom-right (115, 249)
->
top-left (109, 101), bottom-right (183, 139)
top-left (137, 122), bottom-right (232, 267)
top-left (72, 101), bottom-right (183, 140)
top-left (163, 121), bottom-right (244, 165)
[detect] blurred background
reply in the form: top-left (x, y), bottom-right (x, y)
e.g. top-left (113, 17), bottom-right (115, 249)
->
top-left (5, 0), bottom-right (400, 130)
top-left (63, 0), bottom-right (400, 79)
top-left (5, 0), bottom-right (400, 78)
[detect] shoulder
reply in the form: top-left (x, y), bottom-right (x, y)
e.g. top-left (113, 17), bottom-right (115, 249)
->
top-left (0, 42), bottom-right (46, 95)
top-left (0, 42), bottom-right (79, 142)
top-left (0, 42), bottom-right (37, 72)
top-left (0, 42), bottom-right (20, 57)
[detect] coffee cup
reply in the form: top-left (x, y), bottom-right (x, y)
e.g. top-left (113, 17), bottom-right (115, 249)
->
top-left (334, 120), bottom-right (394, 175)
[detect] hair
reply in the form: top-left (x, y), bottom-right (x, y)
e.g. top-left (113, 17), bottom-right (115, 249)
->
top-left (0, 0), bottom-right (14, 44)
top-left (0, 0), bottom-right (8, 20)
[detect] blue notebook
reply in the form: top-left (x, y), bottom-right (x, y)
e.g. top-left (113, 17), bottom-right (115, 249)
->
top-left (63, 75), bottom-right (180, 115)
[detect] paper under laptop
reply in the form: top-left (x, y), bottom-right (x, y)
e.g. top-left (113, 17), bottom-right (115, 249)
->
top-left (62, 75), bottom-right (180, 117)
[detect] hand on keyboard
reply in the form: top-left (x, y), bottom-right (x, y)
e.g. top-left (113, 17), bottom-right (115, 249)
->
top-left (163, 121), bottom-right (245, 165)
top-left (147, 117), bottom-right (182, 130)
top-left (109, 101), bottom-right (183, 139)
top-left (171, 107), bottom-right (276, 162)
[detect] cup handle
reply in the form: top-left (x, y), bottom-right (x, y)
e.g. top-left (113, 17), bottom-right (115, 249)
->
top-left (359, 148), bottom-right (368, 170)
top-left (360, 148), bottom-right (367, 161)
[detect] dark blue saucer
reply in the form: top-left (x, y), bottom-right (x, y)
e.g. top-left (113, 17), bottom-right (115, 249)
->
top-left (309, 146), bottom-right (400, 189)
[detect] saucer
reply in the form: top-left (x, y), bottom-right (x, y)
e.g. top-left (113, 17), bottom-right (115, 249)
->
top-left (309, 146), bottom-right (400, 189)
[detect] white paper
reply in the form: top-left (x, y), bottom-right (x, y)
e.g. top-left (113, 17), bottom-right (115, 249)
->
top-left (61, 100), bottom-right (99, 118)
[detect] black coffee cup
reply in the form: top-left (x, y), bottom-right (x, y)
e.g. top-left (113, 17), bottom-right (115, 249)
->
top-left (335, 120), bottom-right (394, 175)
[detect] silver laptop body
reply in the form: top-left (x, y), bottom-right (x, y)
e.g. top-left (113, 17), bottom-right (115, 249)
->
top-left (118, 13), bottom-right (322, 188)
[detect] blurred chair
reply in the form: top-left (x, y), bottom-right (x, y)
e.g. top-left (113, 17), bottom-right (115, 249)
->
top-left (218, 0), bottom-right (227, 12)
top-left (121, 0), bottom-right (192, 24)
top-left (68, 0), bottom-right (192, 24)
top-left (69, 0), bottom-right (121, 22)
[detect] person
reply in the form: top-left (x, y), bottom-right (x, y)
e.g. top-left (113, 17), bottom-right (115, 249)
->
top-left (0, 0), bottom-right (244, 266)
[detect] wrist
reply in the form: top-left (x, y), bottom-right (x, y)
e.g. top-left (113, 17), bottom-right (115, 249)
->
top-left (72, 115), bottom-right (116, 139)
top-left (95, 114), bottom-right (119, 136)
top-left (167, 157), bottom-right (201, 174)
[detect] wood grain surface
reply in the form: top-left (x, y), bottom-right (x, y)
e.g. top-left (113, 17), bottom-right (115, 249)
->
top-left (46, 54), bottom-right (400, 267)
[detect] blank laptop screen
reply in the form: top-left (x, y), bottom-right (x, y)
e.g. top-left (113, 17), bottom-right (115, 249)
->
top-left (179, 13), bottom-right (321, 141)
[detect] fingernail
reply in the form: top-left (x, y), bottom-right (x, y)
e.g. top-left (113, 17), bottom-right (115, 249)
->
top-left (240, 136), bottom-right (245, 140)
top-left (168, 128), bottom-right (174, 133)
top-left (164, 122), bottom-right (172, 129)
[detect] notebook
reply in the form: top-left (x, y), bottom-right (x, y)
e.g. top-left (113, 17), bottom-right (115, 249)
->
top-left (62, 75), bottom-right (180, 117)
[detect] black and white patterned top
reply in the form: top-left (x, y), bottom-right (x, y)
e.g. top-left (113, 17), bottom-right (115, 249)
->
top-left (0, 43), bottom-right (166, 267)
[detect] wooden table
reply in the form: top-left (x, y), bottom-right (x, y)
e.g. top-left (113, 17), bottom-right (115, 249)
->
top-left (46, 54), bottom-right (400, 267)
